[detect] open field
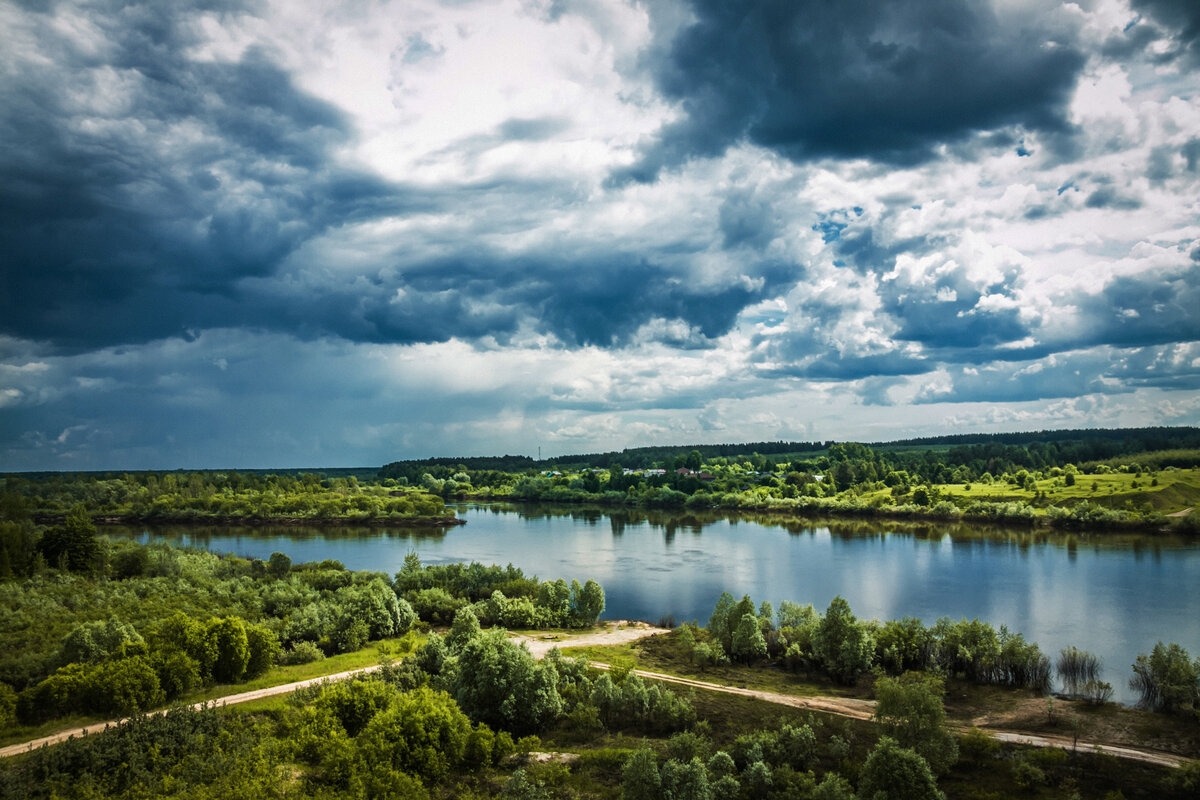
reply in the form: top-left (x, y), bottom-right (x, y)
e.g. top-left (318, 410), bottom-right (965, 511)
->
top-left (859, 467), bottom-right (1200, 516)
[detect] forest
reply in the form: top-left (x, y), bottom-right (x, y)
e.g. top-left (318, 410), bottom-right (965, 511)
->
top-left (380, 428), bottom-right (1200, 530)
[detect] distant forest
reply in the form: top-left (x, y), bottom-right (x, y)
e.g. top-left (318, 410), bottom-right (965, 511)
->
top-left (379, 426), bottom-right (1200, 481)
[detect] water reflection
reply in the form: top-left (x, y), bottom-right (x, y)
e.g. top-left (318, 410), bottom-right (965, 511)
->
top-left (105, 502), bottom-right (1200, 704)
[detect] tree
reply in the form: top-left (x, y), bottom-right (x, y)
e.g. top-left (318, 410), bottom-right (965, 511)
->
top-left (730, 613), bottom-right (767, 663)
top-left (59, 617), bottom-right (144, 665)
top-left (37, 503), bottom-right (104, 573)
top-left (814, 596), bottom-right (875, 684)
top-left (708, 592), bottom-right (736, 654)
top-left (452, 629), bottom-right (563, 733)
top-left (1130, 641), bottom-right (1200, 713)
top-left (245, 623), bottom-right (280, 678)
top-left (355, 687), bottom-right (473, 784)
top-left (342, 578), bottom-right (413, 640)
top-left (206, 617), bottom-right (250, 683)
top-left (622, 747), bottom-right (661, 800)
top-left (268, 551), bottom-right (292, 579)
top-left (873, 673), bottom-right (958, 774)
top-left (858, 737), bottom-right (944, 800)
top-left (571, 579), bottom-right (606, 627)
top-left (447, 606), bottom-right (483, 651)
top-left (660, 756), bottom-right (711, 800)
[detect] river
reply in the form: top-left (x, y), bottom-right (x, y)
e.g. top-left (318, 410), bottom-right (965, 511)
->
top-left (111, 502), bottom-right (1200, 704)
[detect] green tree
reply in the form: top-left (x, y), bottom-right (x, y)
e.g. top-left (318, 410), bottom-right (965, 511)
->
top-left (206, 617), bottom-right (250, 683)
top-left (452, 629), bottom-right (563, 733)
top-left (38, 503), bottom-right (104, 573)
top-left (858, 737), bottom-right (944, 800)
top-left (267, 551), bottom-right (292, 579)
top-left (814, 596), bottom-right (875, 684)
top-left (1130, 641), bottom-right (1200, 713)
top-left (355, 686), bottom-right (473, 784)
top-left (730, 613), bottom-right (767, 663)
top-left (59, 617), bottom-right (144, 665)
top-left (708, 592), bottom-right (736, 654)
top-left (660, 756), bottom-right (711, 800)
top-left (245, 623), bottom-right (280, 678)
top-left (571, 578), bottom-right (606, 627)
top-left (623, 747), bottom-right (662, 800)
top-left (873, 673), bottom-right (958, 774)
top-left (447, 606), bottom-right (483, 651)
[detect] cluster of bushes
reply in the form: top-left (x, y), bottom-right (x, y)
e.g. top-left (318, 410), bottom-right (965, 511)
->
top-left (382, 608), bottom-right (694, 738)
top-left (618, 723), bottom-right (945, 800)
top-left (1, 679), bottom-right (515, 800)
top-left (15, 613), bottom-right (281, 722)
top-left (395, 553), bottom-right (605, 629)
top-left (1130, 641), bottom-right (1200, 714)
top-left (0, 535), bottom-right (608, 729)
top-left (687, 592), bottom-right (1054, 693)
top-left (688, 590), bottom-right (1200, 720)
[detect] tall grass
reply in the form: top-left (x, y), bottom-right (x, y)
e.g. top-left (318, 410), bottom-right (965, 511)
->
top-left (1056, 646), bottom-right (1101, 697)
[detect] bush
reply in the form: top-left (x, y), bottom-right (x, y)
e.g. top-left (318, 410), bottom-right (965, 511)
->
top-left (1130, 641), bottom-right (1200, 713)
top-left (1012, 759), bottom-right (1046, 791)
top-left (858, 737), bottom-right (944, 800)
top-left (279, 640), bottom-right (326, 666)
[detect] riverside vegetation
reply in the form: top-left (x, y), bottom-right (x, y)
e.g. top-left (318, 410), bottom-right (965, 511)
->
top-left (380, 427), bottom-right (1200, 531)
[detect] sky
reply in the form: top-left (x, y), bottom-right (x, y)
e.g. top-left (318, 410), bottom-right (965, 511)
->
top-left (1, 0), bottom-right (1198, 470)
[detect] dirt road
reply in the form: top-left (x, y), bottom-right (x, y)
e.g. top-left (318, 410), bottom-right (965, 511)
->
top-left (585, 663), bottom-right (1194, 769)
top-left (4, 622), bottom-right (1193, 770)
top-left (1, 621), bottom-right (659, 760)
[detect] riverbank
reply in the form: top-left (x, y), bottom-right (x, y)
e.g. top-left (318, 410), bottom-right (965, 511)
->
top-left (33, 513), bottom-right (465, 527)
top-left (449, 492), bottom-right (1199, 534)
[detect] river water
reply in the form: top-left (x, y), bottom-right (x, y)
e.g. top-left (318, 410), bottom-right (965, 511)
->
top-left (113, 502), bottom-right (1200, 704)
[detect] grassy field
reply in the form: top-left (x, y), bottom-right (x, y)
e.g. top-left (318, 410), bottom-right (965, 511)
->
top-left (859, 467), bottom-right (1200, 515)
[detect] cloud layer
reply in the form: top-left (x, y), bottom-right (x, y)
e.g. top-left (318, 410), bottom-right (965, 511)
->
top-left (0, 0), bottom-right (1197, 469)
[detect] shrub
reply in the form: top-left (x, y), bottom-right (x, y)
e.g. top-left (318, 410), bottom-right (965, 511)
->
top-left (278, 640), bottom-right (326, 666)
top-left (1130, 641), bottom-right (1200, 713)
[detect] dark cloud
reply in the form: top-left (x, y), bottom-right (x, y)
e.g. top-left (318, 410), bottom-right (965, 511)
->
top-left (1073, 263), bottom-right (1200, 349)
top-left (0, 1), bottom-right (419, 350)
top-left (0, 2), bottom-right (788, 354)
top-left (1130, 0), bottom-right (1200, 64)
top-left (219, 241), bottom-right (797, 349)
top-left (914, 355), bottom-right (1126, 405)
top-left (617, 0), bottom-right (1086, 181)
top-left (1084, 186), bottom-right (1142, 210)
top-left (718, 187), bottom-right (783, 249)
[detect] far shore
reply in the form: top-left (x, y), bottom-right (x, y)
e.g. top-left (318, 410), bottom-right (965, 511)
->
top-left (32, 514), bottom-right (466, 528)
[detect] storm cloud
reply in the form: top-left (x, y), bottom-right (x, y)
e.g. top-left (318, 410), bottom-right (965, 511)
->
top-left (0, 0), bottom-right (1197, 469)
top-left (619, 0), bottom-right (1086, 181)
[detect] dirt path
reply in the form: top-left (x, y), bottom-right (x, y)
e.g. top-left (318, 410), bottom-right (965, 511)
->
top-left (0, 621), bottom-right (660, 760)
top-left (510, 620), bottom-right (671, 658)
top-left (585, 663), bottom-right (1194, 769)
top-left (1166, 506), bottom-right (1193, 517)
top-left (4, 623), bottom-right (1193, 771)
top-left (0, 664), bottom-right (387, 760)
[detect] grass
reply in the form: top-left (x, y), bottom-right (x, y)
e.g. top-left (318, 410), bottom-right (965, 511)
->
top-left (561, 630), bottom-right (863, 700)
top-left (860, 468), bottom-right (1200, 516)
top-left (0, 633), bottom-right (423, 748)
